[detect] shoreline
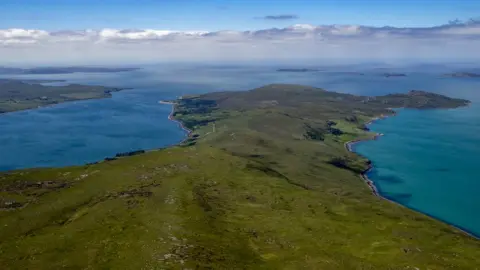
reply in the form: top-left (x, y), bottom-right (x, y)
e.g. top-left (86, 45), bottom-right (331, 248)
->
top-left (344, 114), bottom-right (391, 196)
top-left (345, 113), bottom-right (480, 240)
top-left (158, 99), bottom-right (193, 144)
top-left (164, 102), bottom-right (193, 141)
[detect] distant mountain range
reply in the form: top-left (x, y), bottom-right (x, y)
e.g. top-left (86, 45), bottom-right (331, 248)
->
top-left (0, 66), bottom-right (139, 75)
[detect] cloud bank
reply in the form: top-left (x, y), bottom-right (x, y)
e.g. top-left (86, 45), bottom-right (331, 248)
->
top-left (1, 22), bottom-right (480, 65)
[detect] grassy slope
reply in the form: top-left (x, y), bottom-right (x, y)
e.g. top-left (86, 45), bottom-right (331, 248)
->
top-left (0, 84), bottom-right (479, 269)
top-left (0, 79), bottom-right (122, 113)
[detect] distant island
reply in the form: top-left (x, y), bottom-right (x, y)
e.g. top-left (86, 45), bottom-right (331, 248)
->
top-left (17, 79), bottom-right (66, 84)
top-left (444, 72), bottom-right (480, 78)
top-left (276, 68), bottom-right (319, 72)
top-left (1, 83), bottom-right (478, 269)
top-left (382, 72), bottom-right (407, 77)
top-left (0, 78), bottom-right (125, 113)
top-left (0, 66), bottom-right (139, 75)
top-left (330, 71), bottom-right (365, 75)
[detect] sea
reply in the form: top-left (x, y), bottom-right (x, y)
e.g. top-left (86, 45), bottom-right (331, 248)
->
top-left (1, 63), bottom-right (479, 236)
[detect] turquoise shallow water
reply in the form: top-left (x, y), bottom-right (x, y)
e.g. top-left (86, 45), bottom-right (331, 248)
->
top-left (1, 64), bottom-right (480, 236)
top-left (354, 105), bottom-right (480, 237)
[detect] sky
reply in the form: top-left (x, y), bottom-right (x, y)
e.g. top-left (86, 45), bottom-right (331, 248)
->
top-left (0, 0), bottom-right (479, 65)
top-left (1, 0), bottom-right (479, 31)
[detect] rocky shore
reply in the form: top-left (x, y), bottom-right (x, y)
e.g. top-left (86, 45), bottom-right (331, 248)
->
top-left (344, 114), bottom-right (391, 195)
top-left (161, 101), bottom-right (193, 145)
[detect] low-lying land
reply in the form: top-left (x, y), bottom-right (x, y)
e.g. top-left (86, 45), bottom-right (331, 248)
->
top-left (0, 79), bottom-right (124, 113)
top-left (276, 68), bottom-right (319, 72)
top-left (0, 84), bottom-right (477, 269)
top-left (444, 72), bottom-right (480, 78)
top-left (382, 73), bottom-right (407, 77)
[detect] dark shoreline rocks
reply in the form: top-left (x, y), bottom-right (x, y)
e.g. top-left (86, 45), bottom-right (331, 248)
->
top-left (115, 150), bottom-right (146, 158)
top-left (103, 150), bottom-right (146, 162)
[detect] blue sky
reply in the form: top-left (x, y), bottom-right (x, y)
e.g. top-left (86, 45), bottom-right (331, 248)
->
top-left (1, 0), bottom-right (480, 65)
top-left (0, 0), bottom-right (479, 30)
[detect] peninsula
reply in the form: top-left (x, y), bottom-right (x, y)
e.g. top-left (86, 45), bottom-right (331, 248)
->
top-left (0, 79), bottom-right (125, 113)
top-left (1, 84), bottom-right (478, 269)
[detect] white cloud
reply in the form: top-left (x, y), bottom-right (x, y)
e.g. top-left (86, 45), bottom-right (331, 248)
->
top-left (0, 28), bottom-right (49, 39)
top-left (0, 23), bottom-right (479, 65)
top-left (329, 25), bottom-right (363, 36)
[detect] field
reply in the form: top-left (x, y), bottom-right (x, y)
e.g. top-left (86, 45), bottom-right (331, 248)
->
top-left (0, 84), bottom-right (478, 269)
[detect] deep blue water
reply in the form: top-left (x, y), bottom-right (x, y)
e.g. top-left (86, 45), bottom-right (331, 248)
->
top-left (0, 89), bottom-right (186, 170)
top-left (1, 64), bottom-right (480, 236)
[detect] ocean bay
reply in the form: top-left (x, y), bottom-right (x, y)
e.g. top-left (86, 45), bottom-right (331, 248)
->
top-left (354, 105), bottom-right (480, 237)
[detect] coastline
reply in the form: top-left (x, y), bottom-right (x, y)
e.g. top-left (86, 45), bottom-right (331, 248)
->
top-left (164, 101), bottom-right (193, 141)
top-left (344, 114), bottom-right (391, 196)
top-left (346, 113), bottom-right (480, 240)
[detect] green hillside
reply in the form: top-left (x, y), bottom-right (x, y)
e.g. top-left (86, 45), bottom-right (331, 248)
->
top-left (0, 84), bottom-right (477, 269)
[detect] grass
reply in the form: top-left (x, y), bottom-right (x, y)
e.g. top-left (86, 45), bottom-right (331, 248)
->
top-left (0, 84), bottom-right (479, 269)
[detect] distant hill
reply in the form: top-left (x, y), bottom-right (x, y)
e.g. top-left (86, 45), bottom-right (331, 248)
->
top-left (180, 84), bottom-right (468, 113)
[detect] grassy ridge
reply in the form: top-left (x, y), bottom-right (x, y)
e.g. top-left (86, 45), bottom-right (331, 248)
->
top-left (0, 84), bottom-right (478, 269)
